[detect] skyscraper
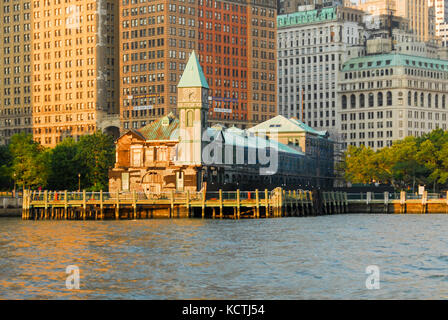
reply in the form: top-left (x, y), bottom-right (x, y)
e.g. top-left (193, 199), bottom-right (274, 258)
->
top-left (430, 0), bottom-right (448, 46)
top-left (119, 0), bottom-right (277, 132)
top-left (0, 0), bottom-right (33, 145)
top-left (277, 5), bottom-right (365, 139)
top-left (31, 0), bottom-right (119, 147)
top-left (347, 0), bottom-right (432, 42)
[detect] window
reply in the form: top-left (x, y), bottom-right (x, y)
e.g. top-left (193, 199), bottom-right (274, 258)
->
top-left (350, 94), bottom-right (356, 108)
top-left (342, 95), bottom-right (347, 109)
top-left (387, 92), bottom-right (392, 106)
top-left (368, 93), bottom-right (374, 107)
top-left (186, 110), bottom-right (193, 127)
top-left (359, 93), bottom-right (365, 108)
top-left (378, 92), bottom-right (383, 106)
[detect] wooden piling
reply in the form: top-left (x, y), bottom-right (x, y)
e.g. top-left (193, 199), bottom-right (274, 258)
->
top-left (44, 190), bottom-right (48, 219)
top-left (115, 190), bottom-right (120, 219)
top-left (201, 189), bottom-right (205, 219)
top-left (169, 190), bottom-right (174, 219)
top-left (100, 190), bottom-right (104, 220)
top-left (400, 191), bottom-right (406, 214)
top-left (133, 190), bottom-right (138, 219)
top-left (255, 189), bottom-right (260, 218)
top-left (186, 190), bottom-right (191, 218)
top-left (264, 189), bottom-right (269, 218)
top-left (236, 189), bottom-right (240, 219)
top-left (82, 190), bottom-right (87, 220)
top-left (219, 189), bottom-right (223, 219)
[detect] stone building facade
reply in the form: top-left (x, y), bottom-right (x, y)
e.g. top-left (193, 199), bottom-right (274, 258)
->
top-left (277, 6), bottom-right (365, 140)
top-left (109, 51), bottom-right (335, 193)
top-left (338, 53), bottom-right (448, 150)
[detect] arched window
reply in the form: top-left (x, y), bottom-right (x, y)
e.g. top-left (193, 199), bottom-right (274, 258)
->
top-left (420, 92), bottom-right (424, 107)
top-left (186, 110), bottom-right (194, 127)
top-left (386, 92), bottom-right (392, 106)
top-left (428, 94), bottom-right (432, 108)
top-left (350, 94), bottom-right (356, 108)
top-left (435, 94), bottom-right (439, 108)
top-left (342, 95), bottom-right (347, 109)
top-left (414, 92), bottom-right (418, 106)
top-left (359, 94), bottom-right (365, 108)
top-left (368, 93), bottom-right (374, 107)
top-left (443, 95), bottom-right (446, 109)
top-left (408, 91), bottom-right (412, 106)
top-left (378, 92), bottom-right (383, 106)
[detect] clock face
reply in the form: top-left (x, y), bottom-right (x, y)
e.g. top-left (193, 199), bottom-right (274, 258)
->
top-left (186, 89), bottom-right (196, 101)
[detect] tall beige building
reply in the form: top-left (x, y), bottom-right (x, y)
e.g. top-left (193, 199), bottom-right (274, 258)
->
top-left (429, 0), bottom-right (448, 47)
top-left (31, 0), bottom-right (119, 147)
top-left (348, 0), bottom-right (432, 41)
top-left (0, 0), bottom-right (33, 145)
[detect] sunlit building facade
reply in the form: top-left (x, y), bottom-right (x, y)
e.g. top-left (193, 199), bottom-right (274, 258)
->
top-left (31, 0), bottom-right (119, 147)
top-left (119, 0), bottom-right (277, 132)
top-left (0, 0), bottom-right (33, 145)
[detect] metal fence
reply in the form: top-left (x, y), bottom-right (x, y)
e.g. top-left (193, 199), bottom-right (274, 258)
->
top-left (347, 192), bottom-right (445, 201)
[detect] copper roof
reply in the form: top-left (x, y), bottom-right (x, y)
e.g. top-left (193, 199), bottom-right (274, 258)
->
top-left (138, 113), bottom-right (179, 141)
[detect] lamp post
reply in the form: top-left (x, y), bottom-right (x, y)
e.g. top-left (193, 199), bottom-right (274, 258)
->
top-left (78, 173), bottom-right (81, 192)
top-left (13, 173), bottom-right (16, 197)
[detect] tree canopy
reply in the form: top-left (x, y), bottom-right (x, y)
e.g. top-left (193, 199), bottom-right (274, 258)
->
top-left (341, 129), bottom-right (448, 192)
top-left (0, 131), bottom-right (116, 191)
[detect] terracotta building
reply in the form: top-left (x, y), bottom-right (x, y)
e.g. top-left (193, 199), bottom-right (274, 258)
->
top-left (109, 52), bottom-right (334, 194)
top-left (119, 0), bottom-right (277, 132)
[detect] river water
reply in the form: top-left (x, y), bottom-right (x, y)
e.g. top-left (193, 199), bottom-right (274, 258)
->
top-left (0, 214), bottom-right (447, 299)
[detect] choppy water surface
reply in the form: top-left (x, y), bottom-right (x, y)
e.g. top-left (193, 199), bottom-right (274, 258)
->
top-left (1, 214), bottom-right (448, 299)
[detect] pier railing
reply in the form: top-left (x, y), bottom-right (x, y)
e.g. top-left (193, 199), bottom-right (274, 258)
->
top-left (347, 192), bottom-right (445, 201)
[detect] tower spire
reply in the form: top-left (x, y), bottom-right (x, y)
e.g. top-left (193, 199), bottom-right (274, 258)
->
top-left (177, 51), bottom-right (209, 89)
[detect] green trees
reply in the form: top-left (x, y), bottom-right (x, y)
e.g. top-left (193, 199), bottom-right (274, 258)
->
top-left (9, 133), bottom-right (50, 190)
top-left (75, 132), bottom-right (115, 191)
top-left (0, 131), bottom-right (116, 191)
top-left (0, 145), bottom-right (13, 190)
top-left (341, 129), bottom-right (448, 192)
top-left (47, 137), bottom-right (81, 191)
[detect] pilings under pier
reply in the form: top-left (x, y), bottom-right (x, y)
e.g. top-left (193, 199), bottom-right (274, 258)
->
top-left (21, 189), bottom-right (349, 220)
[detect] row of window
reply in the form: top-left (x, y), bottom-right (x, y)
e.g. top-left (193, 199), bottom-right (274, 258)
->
top-left (341, 92), bottom-right (393, 109)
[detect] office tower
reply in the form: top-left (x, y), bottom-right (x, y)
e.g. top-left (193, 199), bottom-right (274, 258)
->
top-left (119, 0), bottom-right (277, 132)
top-left (348, 0), bottom-right (432, 42)
top-left (339, 53), bottom-right (448, 150)
top-left (277, 0), bottom-right (343, 14)
top-left (277, 5), bottom-right (365, 139)
top-left (32, 0), bottom-right (119, 147)
top-left (430, 0), bottom-right (448, 47)
top-left (431, 0), bottom-right (448, 33)
top-left (0, 0), bottom-right (33, 145)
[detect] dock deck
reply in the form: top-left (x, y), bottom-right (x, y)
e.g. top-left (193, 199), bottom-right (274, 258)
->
top-left (21, 189), bottom-right (348, 220)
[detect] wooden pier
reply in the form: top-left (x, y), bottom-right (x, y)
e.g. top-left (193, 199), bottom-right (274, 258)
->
top-left (21, 188), bottom-right (349, 220)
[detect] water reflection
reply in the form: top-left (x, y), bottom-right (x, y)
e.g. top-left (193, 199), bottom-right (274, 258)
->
top-left (0, 215), bottom-right (447, 299)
